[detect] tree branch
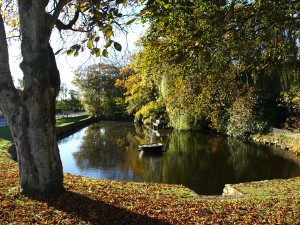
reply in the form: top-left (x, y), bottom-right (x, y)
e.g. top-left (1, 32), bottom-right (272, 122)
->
top-left (47, 0), bottom-right (69, 29)
top-left (0, 12), bottom-right (19, 115)
top-left (55, 8), bottom-right (80, 31)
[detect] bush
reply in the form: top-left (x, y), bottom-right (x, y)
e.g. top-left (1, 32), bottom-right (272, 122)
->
top-left (226, 86), bottom-right (267, 139)
top-left (135, 100), bottom-right (167, 124)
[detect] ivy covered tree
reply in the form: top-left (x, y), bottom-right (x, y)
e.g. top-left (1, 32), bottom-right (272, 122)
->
top-left (0, 0), bottom-right (137, 196)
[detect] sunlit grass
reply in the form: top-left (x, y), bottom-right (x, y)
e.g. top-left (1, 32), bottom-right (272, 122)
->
top-left (55, 115), bottom-right (91, 127)
top-left (252, 132), bottom-right (300, 156)
top-left (232, 177), bottom-right (300, 199)
top-left (0, 127), bottom-right (13, 161)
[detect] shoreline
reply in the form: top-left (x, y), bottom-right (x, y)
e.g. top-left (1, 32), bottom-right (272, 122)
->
top-left (250, 128), bottom-right (300, 158)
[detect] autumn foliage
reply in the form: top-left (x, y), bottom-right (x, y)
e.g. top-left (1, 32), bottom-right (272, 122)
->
top-left (0, 153), bottom-right (299, 224)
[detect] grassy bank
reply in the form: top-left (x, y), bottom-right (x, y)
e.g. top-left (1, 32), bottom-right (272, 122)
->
top-left (251, 130), bottom-right (300, 157)
top-left (0, 118), bottom-right (299, 224)
top-left (55, 115), bottom-right (92, 127)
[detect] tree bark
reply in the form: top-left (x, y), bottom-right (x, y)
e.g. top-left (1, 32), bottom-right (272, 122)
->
top-left (0, 2), bottom-right (64, 195)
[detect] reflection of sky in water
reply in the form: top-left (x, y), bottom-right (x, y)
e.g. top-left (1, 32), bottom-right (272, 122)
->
top-left (58, 129), bottom-right (85, 176)
top-left (58, 122), bottom-right (300, 195)
top-left (58, 126), bottom-right (132, 180)
top-left (100, 128), bottom-right (105, 135)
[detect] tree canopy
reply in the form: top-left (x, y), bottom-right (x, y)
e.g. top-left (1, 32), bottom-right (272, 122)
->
top-left (73, 63), bottom-right (128, 119)
top-left (120, 0), bottom-right (300, 135)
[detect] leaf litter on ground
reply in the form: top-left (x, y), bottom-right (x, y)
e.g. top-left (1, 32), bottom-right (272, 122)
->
top-left (0, 152), bottom-right (299, 224)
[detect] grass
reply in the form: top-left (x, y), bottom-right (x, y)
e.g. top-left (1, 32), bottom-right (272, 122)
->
top-left (0, 126), bottom-right (12, 142)
top-left (0, 127), bottom-right (13, 160)
top-left (55, 115), bottom-right (92, 127)
top-left (232, 177), bottom-right (300, 199)
top-left (0, 116), bottom-right (299, 224)
top-left (252, 131), bottom-right (300, 156)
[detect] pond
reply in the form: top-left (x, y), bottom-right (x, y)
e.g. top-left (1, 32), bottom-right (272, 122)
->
top-left (58, 121), bottom-right (300, 195)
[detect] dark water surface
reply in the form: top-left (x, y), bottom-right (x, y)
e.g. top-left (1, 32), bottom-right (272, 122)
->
top-left (58, 121), bottom-right (300, 195)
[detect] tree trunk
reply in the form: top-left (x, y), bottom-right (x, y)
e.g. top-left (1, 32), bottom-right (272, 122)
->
top-left (9, 93), bottom-right (64, 195)
top-left (0, 2), bottom-right (64, 195)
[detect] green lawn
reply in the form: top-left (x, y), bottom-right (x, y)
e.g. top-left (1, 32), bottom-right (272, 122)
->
top-left (0, 126), bottom-right (12, 142)
top-left (0, 127), bottom-right (13, 156)
top-left (55, 115), bottom-right (92, 127)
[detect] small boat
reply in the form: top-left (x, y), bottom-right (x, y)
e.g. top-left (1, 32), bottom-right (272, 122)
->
top-left (138, 143), bottom-right (164, 154)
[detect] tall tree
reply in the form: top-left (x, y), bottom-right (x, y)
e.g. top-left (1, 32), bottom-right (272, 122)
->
top-left (133, 0), bottom-right (300, 132)
top-left (73, 63), bottom-right (127, 118)
top-left (0, 0), bottom-right (136, 196)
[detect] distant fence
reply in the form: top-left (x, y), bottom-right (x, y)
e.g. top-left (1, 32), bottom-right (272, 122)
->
top-left (55, 111), bottom-right (87, 119)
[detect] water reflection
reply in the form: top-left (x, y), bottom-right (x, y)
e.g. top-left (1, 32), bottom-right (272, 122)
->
top-left (58, 121), bottom-right (300, 195)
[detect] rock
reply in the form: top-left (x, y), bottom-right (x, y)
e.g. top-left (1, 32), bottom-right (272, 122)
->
top-left (222, 184), bottom-right (243, 196)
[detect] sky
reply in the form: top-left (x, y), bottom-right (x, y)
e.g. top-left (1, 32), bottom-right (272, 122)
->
top-left (8, 22), bottom-right (144, 90)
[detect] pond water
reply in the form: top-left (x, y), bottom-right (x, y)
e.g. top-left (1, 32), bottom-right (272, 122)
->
top-left (58, 121), bottom-right (300, 195)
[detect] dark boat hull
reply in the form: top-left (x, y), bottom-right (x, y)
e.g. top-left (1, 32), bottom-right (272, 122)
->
top-left (138, 143), bottom-right (163, 154)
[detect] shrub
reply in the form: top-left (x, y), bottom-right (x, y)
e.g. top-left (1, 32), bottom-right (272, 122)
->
top-left (227, 86), bottom-right (267, 139)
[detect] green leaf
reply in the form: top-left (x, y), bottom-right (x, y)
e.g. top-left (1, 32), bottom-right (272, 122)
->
top-left (95, 37), bottom-right (100, 42)
top-left (114, 42), bottom-right (122, 51)
top-left (70, 44), bottom-right (81, 51)
top-left (67, 50), bottom-right (74, 56)
top-left (113, 9), bottom-right (119, 16)
top-left (103, 24), bottom-right (112, 31)
top-left (102, 49), bottom-right (109, 57)
top-left (87, 40), bottom-right (93, 49)
top-left (55, 48), bottom-right (63, 55)
top-left (96, 49), bottom-right (101, 57)
top-left (105, 29), bottom-right (114, 39)
top-left (164, 4), bottom-right (170, 9)
top-left (126, 18), bottom-right (137, 25)
top-left (104, 41), bottom-right (112, 48)
top-left (74, 51), bottom-right (79, 57)
top-left (116, 0), bottom-right (126, 5)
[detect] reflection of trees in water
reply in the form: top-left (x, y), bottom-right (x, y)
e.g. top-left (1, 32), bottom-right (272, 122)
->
top-left (72, 122), bottom-right (164, 181)
top-left (225, 138), bottom-right (269, 181)
top-left (69, 121), bottom-right (300, 194)
top-left (160, 132), bottom-right (300, 194)
top-left (73, 122), bottom-right (133, 170)
top-left (226, 139), bottom-right (300, 180)
top-left (161, 131), bottom-right (230, 194)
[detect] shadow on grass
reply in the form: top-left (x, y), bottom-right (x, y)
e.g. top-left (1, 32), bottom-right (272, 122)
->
top-left (35, 190), bottom-right (171, 225)
top-left (0, 126), bottom-right (13, 142)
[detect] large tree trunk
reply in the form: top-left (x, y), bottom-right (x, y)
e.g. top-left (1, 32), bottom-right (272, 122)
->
top-left (9, 86), bottom-right (64, 195)
top-left (0, 2), bottom-right (64, 195)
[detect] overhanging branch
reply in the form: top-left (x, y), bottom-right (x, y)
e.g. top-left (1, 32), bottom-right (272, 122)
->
top-left (55, 8), bottom-right (80, 31)
top-left (47, 0), bottom-right (69, 29)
